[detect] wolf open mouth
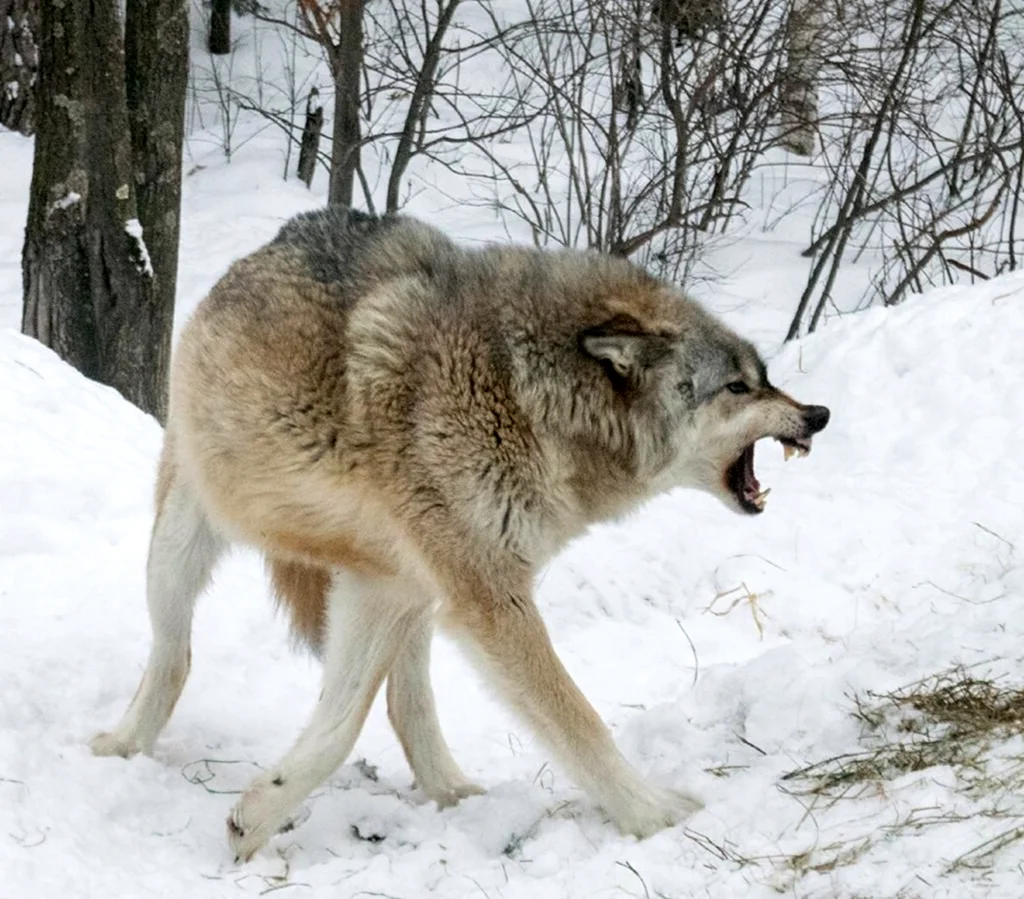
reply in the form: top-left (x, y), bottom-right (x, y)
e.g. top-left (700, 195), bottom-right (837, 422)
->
top-left (726, 436), bottom-right (812, 514)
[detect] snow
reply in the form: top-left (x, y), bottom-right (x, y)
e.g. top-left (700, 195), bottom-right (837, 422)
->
top-left (52, 191), bottom-right (80, 211)
top-left (0, 133), bottom-right (32, 331)
top-left (2, 242), bottom-right (1023, 897)
top-left (124, 217), bottom-right (154, 277)
top-left (2, 6), bottom-right (1024, 898)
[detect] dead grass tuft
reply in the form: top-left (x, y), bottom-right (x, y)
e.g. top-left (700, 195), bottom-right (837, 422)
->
top-left (782, 665), bottom-right (1024, 800)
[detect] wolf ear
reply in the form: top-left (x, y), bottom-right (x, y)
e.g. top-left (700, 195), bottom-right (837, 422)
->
top-left (580, 314), bottom-right (672, 384)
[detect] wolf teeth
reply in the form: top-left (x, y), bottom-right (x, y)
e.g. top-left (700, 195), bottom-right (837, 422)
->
top-left (754, 487), bottom-right (771, 508)
top-left (783, 443), bottom-right (811, 461)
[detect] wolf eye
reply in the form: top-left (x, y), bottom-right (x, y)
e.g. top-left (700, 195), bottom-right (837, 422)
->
top-left (726, 381), bottom-right (750, 395)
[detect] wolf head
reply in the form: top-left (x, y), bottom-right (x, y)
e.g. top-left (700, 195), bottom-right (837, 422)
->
top-left (514, 253), bottom-right (830, 518)
top-left (583, 311), bottom-right (829, 514)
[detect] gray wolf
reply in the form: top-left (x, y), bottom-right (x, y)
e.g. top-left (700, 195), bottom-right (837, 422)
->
top-left (90, 207), bottom-right (830, 861)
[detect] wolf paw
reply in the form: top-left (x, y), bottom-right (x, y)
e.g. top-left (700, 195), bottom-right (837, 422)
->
top-left (608, 786), bottom-right (703, 839)
top-left (228, 774), bottom-right (295, 863)
top-left (89, 730), bottom-right (143, 759)
top-left (426, 781), bottom-right (486, 809)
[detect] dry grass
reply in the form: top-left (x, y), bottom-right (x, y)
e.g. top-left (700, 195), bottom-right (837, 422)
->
top-left (662, 664), bottom-right (1024, 890)
top-left (782, 665), bottom-right (1024, 801)
top-left (777, 663), bottom-right (1024, 879)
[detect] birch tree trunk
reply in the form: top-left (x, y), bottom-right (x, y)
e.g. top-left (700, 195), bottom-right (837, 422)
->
top-left (779, 0), bottom-right (823, 156)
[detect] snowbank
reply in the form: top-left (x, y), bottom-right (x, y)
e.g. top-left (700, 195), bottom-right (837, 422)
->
top-left (1, 271), bottom-right (1023, 898)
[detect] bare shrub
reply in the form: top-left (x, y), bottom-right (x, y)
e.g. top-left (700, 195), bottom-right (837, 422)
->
top-left (478, 0), bottom-right (793, 281)
top-left (787, 0), bottom-right (1024, 338)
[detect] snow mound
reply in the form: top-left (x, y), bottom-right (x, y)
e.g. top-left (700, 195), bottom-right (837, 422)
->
top-left (1, 271), bottom-right (1023, 898)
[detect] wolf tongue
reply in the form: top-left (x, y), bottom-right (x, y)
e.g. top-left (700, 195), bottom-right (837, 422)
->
top-left (743, 444), bottom-right (760, 499)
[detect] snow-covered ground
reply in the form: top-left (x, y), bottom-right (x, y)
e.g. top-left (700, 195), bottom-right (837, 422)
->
top-left (2, 6), bottom-right (1024, 895)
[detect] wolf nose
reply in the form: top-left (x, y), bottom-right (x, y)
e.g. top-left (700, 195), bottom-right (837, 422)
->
top-left (803, 405), bottom-right (830, 433)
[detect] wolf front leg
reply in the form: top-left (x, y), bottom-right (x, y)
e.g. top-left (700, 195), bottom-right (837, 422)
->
top-left (442, 579), bottom-right (701, 838)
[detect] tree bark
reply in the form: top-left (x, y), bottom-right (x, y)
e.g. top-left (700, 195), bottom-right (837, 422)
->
top-left (327, 0), bottom-right (364, 206)
top-left (209, 0), bottom-right (231, 55)
top-left (297, 87), bottom-right (323, 188)
top-left (652, 0), bottom-right (723, 44)
top-left (779, 0), bottom-right (823, 157)
top-left (22, 0), bottom-right (182, 423)
top-left (125, 0), bottom-right (189, 421)
top-left (22, 0), bottom-right (98, 378)
top-left (0, 0), bottom-right (38, 135)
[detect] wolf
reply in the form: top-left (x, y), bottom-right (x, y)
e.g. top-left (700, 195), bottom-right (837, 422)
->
top-left (91, 207), bottom-right (829, 862)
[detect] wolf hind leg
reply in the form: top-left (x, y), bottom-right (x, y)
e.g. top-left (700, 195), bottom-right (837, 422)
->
top-left (91, 458), bottom-right (225, 758)
top-left (227, 569), bottom-right (423, 863)
top-left (387, 609), bottom-right (484, 807)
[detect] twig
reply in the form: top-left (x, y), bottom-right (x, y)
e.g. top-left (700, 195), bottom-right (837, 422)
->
top-left (675, 619), bottom-right (700, 687)
top-left (947, 824), bottom-right (1024, 872)
top-left (972, 521), bottom-right (1015, 552)
top-left (735, 735), bottom-right (767, 756)
top-left (181, 758), bottom-right (263, 794)
top-left (259, 884), bottom-right (311, 896)
top-left (616, 860), bottom-right (651, 899)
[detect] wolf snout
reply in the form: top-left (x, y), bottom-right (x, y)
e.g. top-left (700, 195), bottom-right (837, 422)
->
top-left (802, 405), bottom-right (830, 434)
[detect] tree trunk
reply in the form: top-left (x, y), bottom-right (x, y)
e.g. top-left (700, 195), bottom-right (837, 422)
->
top-left (209, 0), bottom-right (231, 55)
top-left (0, 0), bottom-right (39, 135)
top-left (125, 0), bottom-right (189, 422)
top-left (652, 0), bottom-right (723, 44)
top-left (297, 87), bottom-right (323, 188)
top-left (779, 0), bottom-right (823, 157)
top-left (22, 0), bottom-right (178, 422)
top-left (20, 0), bottom-right (92, 374)
top-left (385, 0), bottom-right (460, 213)
top-left (328, 0), bottom-right (364, 206)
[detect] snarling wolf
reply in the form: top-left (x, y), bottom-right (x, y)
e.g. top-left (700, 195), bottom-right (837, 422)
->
top-left (91, 207), bottom-right (829, 861)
